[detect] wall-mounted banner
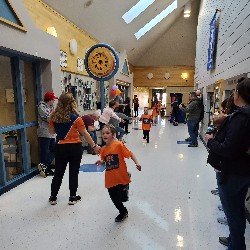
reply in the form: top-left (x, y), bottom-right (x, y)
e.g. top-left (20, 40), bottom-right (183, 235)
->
top-left (207, 12), bottom-right (217, 71)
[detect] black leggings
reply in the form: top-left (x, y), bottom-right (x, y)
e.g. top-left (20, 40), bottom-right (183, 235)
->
top-left (143, 130), bottom-right (150, 142)
top-left (51, 143), bottom-right (83, 197)
top-left (108, 185), bottom-right (127, 214)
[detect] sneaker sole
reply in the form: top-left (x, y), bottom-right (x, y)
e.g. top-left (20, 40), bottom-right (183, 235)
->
top-left (68, 199), bottom-right (81, 205)
top-left (115, 213), bottom-right (128, 222)
top-left (219, 239), bottom-right (229, 247)
top-left (38, 164), bottom-right (47, 178)
top-left (49, 201), bottom-right (57, 205)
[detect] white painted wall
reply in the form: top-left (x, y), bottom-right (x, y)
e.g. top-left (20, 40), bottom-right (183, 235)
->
top-left (0, 0), bottom-right (61, 96)
top-left (195, 0), bottom-right (250, 88)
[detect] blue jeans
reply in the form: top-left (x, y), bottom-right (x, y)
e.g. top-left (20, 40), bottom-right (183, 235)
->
top-left (88, 131), bottom-right (97, 144)
top-left (216, 172), bottom-right (250, 250)
top-left (39, 137), bottom-right (55, 166)
top-left (187, 120), bottom-right (199, 144)
top-left (116, 126), bottom-right (125, 140)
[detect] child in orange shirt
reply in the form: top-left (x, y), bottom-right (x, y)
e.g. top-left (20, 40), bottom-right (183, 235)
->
top-left (140, 107), bottom-right (153, 143)
top-left (96, 124), bottom-right (141, 222)
top-left (152, 104), bottom-right (159, 125)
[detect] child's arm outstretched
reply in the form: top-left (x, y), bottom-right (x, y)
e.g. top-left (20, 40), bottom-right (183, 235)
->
top-left (130, 153), bottom-right (141, 171)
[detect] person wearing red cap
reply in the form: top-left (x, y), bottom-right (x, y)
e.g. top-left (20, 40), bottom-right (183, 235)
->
top-left (37, 91), bottom-right (58, 178)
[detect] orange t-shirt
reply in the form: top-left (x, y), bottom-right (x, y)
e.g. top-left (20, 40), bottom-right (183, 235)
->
top-left (48, 114), bottom-right (85, 144)
top-left (141, 114), bottom-right (152, 130)
top-left (100, 141), bottom-right (132, 188)
top-left (152, 106), bottom-right (158, 117)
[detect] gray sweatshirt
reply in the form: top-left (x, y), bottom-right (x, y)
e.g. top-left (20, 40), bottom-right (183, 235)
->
top-left (37, 101), bottom-right (56, 138)
top-left (109, 112), bottom-right (131, 127)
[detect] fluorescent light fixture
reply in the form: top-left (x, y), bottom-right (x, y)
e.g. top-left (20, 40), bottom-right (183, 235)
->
top-left (184, 13), bottom-right (190, 18)
top-left (122, 0), bottom-right (156, 24)
top-left (134, 0), bottom-right (177, 40)
top-left (46, 27), bottom-right (57, 37)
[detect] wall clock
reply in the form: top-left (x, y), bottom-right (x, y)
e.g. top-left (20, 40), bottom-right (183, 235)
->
top-left (85, 44), bottom-right (119, 81)
top-left (84, 44), bottom-right (119, 111)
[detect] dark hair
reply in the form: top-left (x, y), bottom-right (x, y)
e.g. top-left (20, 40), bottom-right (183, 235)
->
top-left (190, 92), bottom-right (196, 98)
top-left (109, 100), bottom-right (117, 108)
top-left (102, 124), bottom-right (116, 135)
top-left (225, 93), bottom-right (237, 114)
top-left (236, 77), bottom-right (250, 104)
top-left (221, 98), bottom-right (228, 110)
top-left (118, 105), bottom-right (124, 113)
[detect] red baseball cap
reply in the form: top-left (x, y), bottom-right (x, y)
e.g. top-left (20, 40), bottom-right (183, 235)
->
top-left (44, 92), bottom-right (58, 100)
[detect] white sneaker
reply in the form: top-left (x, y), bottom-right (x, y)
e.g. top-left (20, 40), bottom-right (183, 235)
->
top-left (38, 163), bottom-right (47, 178)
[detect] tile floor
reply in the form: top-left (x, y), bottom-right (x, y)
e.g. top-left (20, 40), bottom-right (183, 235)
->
top-left (0, 117), bottom-right (250, 250)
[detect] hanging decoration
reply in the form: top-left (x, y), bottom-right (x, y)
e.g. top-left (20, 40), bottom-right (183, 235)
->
top-left (115, 89), bottom-right (121, 95)
top-left (111, 85), bottom-right (118, 91)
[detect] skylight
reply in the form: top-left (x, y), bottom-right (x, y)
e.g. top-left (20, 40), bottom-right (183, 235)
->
top-left (134, 0), bottom-right (178, 40)
top-left (122, 0), bottom-right (156, 24)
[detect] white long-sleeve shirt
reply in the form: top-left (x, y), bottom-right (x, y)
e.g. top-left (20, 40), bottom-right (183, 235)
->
top-left (99, 107), bottom-right (122, 124)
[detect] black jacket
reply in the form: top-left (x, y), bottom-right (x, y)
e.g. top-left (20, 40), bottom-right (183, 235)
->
top-left (207, 106), bottom-right (250, 175)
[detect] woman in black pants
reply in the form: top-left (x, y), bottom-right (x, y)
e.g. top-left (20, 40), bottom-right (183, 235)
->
top-left (48, 93), bottom-right (100, 205)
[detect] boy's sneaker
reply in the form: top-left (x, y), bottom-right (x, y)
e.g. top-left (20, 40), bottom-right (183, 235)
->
top-left (115, 212), bottom-right (128, 222)
top-left (68, 195), bottom-right (81, 205)
top-left (49, 196), bottom-right (57, 205)
top-left (38, 163), bottom-right (47, 178)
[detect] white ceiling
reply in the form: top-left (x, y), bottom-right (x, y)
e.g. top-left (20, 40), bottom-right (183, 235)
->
top-left (42, 0), bottom-right (199, 66)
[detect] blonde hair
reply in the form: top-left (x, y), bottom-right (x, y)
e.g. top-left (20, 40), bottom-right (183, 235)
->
top-left (51, 93), bottom-right (78, 123)
top-left (102, 124), bottom-right (116, 135)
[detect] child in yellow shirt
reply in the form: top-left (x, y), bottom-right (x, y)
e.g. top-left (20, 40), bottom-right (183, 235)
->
top-left (96, 124), bottom-right (141, 222)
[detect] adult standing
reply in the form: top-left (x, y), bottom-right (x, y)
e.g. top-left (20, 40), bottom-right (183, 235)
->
top-left (82, 111), bottom-right (100, 154)
top-left (171, 95), bottom-right (179, 126)
top-left (205, 77), bottom-right (250, 250)
top-left (48, 93), bottom-right (101, 205)
top-left (123, 97), bottom-right (131, 134)
top-left (133, 95), bottom-right (139, 117)
top-left (179, 92), bottom-right (202, 147)
top-left (37, 92), bottom-right (58, 177)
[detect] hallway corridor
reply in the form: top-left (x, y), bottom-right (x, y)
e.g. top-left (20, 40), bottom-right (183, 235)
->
top-left (1, 118), bottom-right (250, 250)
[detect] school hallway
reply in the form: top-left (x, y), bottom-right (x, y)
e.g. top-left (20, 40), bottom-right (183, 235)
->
top-left (1, 117), bottom-right (250, 250)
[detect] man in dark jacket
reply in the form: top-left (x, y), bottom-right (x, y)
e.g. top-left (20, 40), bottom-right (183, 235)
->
top-left (205, 77), bottom-right (250, 250)
top-left (180, 92), bottom-right (202, 147)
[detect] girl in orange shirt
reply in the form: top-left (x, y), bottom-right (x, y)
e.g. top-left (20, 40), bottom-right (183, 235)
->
top-left (96, 124), bottom-right (141, 222)
top-left (140, 107), bottom-right (153, 143)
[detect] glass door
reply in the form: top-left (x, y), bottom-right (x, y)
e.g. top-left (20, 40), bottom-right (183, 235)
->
top-left (0, 55), bottom-right (40, 184)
